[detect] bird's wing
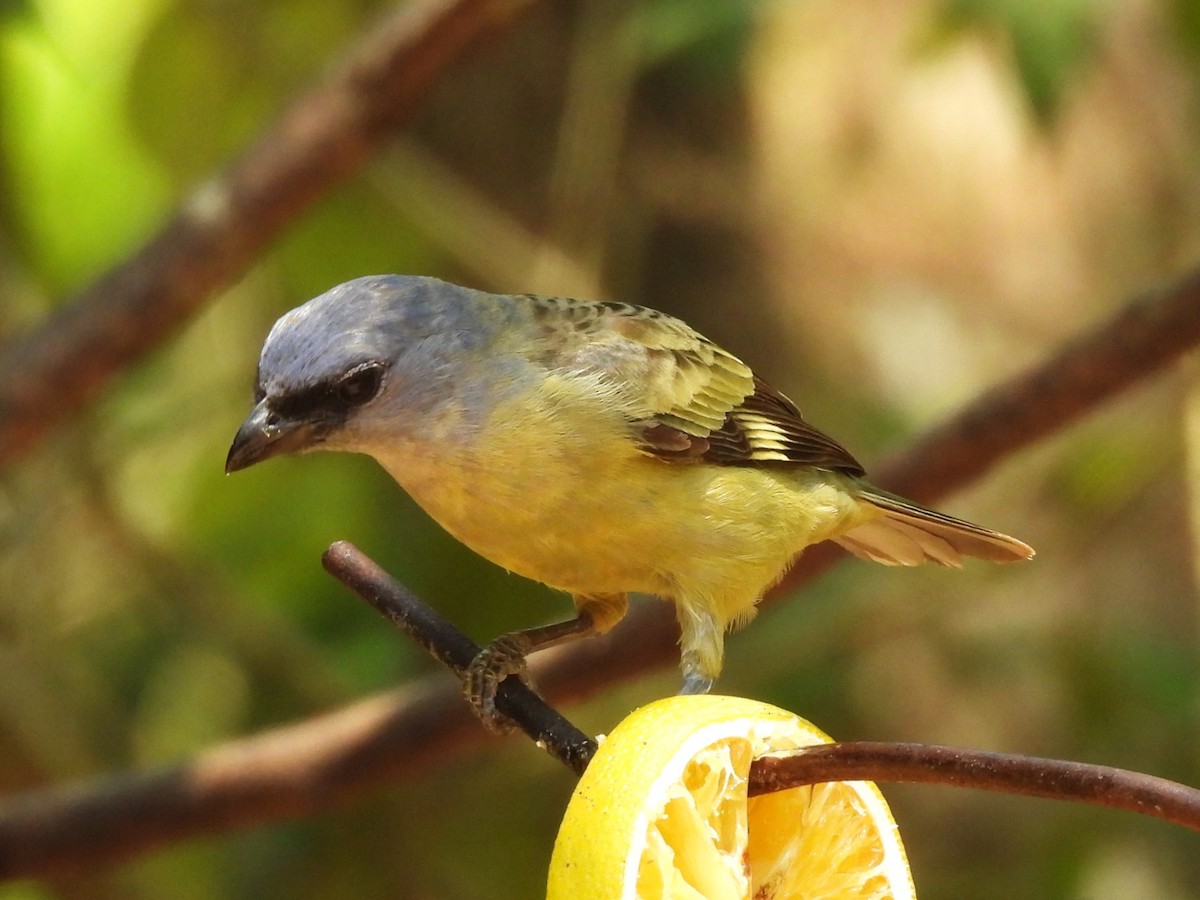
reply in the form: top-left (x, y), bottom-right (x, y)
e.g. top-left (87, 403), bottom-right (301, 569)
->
top-left (523, 296), bottom-right (865, 474)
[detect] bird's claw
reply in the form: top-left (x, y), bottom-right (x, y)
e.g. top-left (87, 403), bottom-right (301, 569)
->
top-left (465, 634), bottom-right (534, 734)
top-left (679, 671), bottom-right (714, 695)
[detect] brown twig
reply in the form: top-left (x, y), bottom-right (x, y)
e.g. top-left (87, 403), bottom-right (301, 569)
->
top-left (749, 743), bottom-right (1200, 833)
top-left (875, 269), bottom-right (1200, 504)
top-left (325, 545), bottom-right (1200, 837)
top-left (0, 0), bottom-right (536, 469)
top-left (0, 544), bottom-right (599, 882)
top-left (322, 546), bottom-right (1200, 836)
top-left (0, 679), bottom-right (491, 880)
top-left (321, 541), bottom-right (597, 774)
top-left (772, 269), bottom-right (1200, 597)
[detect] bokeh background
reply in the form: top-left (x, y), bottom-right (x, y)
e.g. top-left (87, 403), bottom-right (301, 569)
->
top-left (4, 0), bottom-right (1200, 896)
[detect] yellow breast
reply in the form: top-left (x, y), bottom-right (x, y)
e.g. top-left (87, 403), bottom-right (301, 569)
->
top-left (368, 370), bottom-right (872, 624)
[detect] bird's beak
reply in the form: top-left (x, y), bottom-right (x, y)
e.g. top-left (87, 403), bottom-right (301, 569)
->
top-left (225, 401), bottom-right (319, 474)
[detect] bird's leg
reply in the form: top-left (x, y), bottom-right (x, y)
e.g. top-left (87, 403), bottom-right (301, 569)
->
top-left (680, 672), bottom-right (714, 695)
top-left (676, 604), bottom-right (724, 697)
top-left (466, 592), bottom-right (628, 733)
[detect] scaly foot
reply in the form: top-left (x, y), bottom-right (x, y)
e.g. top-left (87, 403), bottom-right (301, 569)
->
top-left (465, 633), bottom-right (534, 734)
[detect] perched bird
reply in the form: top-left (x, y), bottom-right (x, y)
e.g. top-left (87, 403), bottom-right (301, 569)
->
top-left (227, 275), bottom-right (1033, 720)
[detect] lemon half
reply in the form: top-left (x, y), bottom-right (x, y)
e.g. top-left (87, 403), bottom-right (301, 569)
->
top-left (548, 695), bottom-right (914, 899)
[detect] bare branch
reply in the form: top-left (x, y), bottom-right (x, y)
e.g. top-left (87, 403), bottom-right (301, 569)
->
top-left (318, 554), bottom-right (1200, 835)
top-left (0, 679), bottom-right (486, 880)
top-left (321, 541), bottom-right (597, 774)
top-left (771, 268), bottom-right (1200, 597)
top-left (749, 742), bottom-right (1200, 833)
top-left (0, 0), bottom-right (536, 469)
top-left (0, 543), bottom-right (597, 882)
top-left (877, 269), bottom-right (1200, 504)
top-left (325, 545), bottom-right (1200, 839)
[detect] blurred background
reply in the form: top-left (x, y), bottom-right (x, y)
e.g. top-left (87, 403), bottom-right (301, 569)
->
top-left (3, 0), bottom-right (1200, 896)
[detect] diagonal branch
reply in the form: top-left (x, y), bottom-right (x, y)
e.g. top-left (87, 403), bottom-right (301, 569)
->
top-left (321, 541), bottom-right (596, 774)
top-left (771, 268), bottom-right (1200, 597)
top-left (0, 0), bottom-right (536, 469)
top-left (875, 268), bottom-right (1200, 504)
top-left (750, 743), bottom-right (1200, 833)
top-left (2, 264), bottom-right (1200, 878)
top-left (0, 679), bottom-right (489, 881)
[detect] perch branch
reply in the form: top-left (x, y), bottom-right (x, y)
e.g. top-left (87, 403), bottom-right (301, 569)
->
top-left (326, 544), bottom-right (1200, 839)
top-left (321, 541), bottom-right (597, 774)
top-left (750, 742), bottom-right (1200, 833)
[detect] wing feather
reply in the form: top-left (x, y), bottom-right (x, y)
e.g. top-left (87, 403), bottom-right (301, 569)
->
top-left (521, 295), bottom-right (864, 475)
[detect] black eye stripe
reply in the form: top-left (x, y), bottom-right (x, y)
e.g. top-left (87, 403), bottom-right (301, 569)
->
top-left (272, 385), bottom-right (336, 420)
top-left (269, 361), bottom-right (386, 420)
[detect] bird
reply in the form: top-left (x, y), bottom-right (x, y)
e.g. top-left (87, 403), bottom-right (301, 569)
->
top-left (226, 274), bottom-right (1033, 723)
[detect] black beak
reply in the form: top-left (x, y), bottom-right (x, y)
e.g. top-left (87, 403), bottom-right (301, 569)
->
top-left (225, 401), bottom-right (319, 474)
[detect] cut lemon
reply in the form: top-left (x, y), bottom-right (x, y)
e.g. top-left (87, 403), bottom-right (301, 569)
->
top-left (547, 695), bottom-right (914, 899)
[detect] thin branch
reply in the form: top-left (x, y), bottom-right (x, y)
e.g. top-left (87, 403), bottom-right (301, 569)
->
top-left (321, 541), bottom-right (597, 774)
top-left (4, 264), bottom-right (1200, 878)
top-left (772, 269), bottom-right (1200, 597)
top-left (0, 680), bottom-right (488, 881)
top-left (875, 269), bottom-right (1200, 504)
top-left (0, 544), bottom-right (597, 882)
top-left (322, 546), bottom-right (1200, 837)
top-left (749, 743), bottom-right (1200, 833)
top-left (0, 0), bottom-right (536, 469)
top-left (326, 545), bottom-right (1200, 838)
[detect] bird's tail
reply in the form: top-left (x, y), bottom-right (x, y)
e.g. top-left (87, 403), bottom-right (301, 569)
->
top-left (832, 486), bottom-right (1034, 567)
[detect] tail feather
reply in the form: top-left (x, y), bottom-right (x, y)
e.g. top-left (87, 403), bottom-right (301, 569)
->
top-left (832, 488), bottom-right (1034, 567)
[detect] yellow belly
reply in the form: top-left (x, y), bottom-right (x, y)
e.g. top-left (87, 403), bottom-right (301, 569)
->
top-left (373, 417), bottom-right (871, 629)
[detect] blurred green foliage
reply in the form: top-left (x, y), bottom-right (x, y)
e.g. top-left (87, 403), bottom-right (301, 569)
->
top-left (3, 0), bottom-right (1200, 897)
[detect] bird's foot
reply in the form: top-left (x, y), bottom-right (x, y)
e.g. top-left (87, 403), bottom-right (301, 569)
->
top-left (465, 633), bottom-right (535, 734)
top-left (679, 672), bottom-right (714, 695)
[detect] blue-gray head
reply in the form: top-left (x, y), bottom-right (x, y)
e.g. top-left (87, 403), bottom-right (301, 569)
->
top-left (226, 274), bottom-right (503, 473)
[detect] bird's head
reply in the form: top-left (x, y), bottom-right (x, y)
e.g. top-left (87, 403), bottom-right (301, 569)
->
top-left (225, 274), bottom-right (501, 474)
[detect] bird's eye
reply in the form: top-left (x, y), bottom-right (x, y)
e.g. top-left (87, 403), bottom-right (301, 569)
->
top-left (336, 363), bottom-right (385, 407)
